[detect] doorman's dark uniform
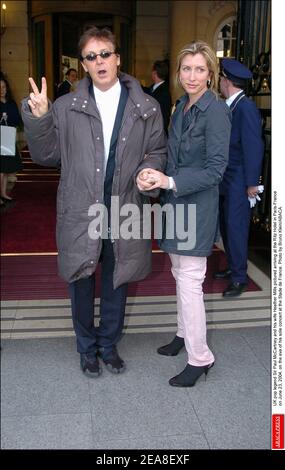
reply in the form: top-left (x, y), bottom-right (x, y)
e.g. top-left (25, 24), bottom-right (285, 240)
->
top-left (219, 59), bottom-right (264, 285)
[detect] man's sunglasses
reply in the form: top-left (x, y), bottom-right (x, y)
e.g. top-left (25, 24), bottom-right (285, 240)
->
top-left (81, 51), bottom-right (116, 62)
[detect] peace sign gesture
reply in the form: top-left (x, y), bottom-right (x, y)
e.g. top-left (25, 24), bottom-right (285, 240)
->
top-left (28, 77), bottom-right (49, 118)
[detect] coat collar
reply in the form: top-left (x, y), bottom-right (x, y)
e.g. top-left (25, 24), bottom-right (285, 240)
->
top-left (170, 89), bottom-right (217, 139)
top-left (229, 91), bottom-right (246, 112)
top-left (69, 73), bottom-right (158, 120)
top-left (175, 89), bottom-right (217, 112)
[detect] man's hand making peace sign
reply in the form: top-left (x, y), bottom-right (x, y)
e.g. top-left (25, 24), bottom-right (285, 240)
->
top-left (28, 77), bottom-right (49, 117)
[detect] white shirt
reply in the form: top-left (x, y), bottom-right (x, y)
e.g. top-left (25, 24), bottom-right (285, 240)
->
top-left (226, 90), bottom-right (243, 108)
top-left (93, 80), bottom-right (121, 173)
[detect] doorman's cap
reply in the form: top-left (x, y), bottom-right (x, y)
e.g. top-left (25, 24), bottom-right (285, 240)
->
top-left (222, 58), bottom-right (252, 85)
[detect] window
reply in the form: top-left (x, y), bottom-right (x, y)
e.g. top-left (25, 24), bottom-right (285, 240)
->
top-left (216, 17), bottom-right (237, 59)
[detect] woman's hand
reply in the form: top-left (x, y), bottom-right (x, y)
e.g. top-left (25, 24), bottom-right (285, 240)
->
top-left (137, 168), bottom-right (170, 191)
top-left (136, 168), bottom-right (157, 191)
top-left (28, 77), bottom-right (49, 118)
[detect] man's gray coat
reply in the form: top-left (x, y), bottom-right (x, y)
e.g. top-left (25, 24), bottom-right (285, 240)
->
top-left (22, 73), bottom-right (166, 287)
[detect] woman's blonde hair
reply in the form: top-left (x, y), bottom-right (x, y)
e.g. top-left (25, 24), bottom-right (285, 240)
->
top-left (176, 41), bottom-right (219, 95)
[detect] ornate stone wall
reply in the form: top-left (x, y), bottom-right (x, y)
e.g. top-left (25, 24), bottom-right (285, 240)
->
top-left (1, 0), bottom-right (29, 106)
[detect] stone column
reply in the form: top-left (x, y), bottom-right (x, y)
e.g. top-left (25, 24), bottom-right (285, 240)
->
top-left (169, 1), bottom-right (197, 102)
top-left (0, 0), bottom-right (29, 106)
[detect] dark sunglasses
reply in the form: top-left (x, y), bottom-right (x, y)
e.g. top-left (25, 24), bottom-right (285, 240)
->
top-left (81, 51), bottom-right (116, 62)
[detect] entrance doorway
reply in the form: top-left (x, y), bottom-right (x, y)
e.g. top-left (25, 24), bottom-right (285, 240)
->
top-left (32, 12), bottom-right (133, 100)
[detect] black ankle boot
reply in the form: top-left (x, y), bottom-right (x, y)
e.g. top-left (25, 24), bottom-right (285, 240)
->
top-left (157, 335), bottom-right (185, 356)
top-left (169, 362), bottom-right (214, 387)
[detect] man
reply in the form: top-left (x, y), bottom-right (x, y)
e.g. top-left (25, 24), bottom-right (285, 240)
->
top-left (214, 58), bottom-right (264, 297)
top-left (57, 68), bottom-right (78, 97)
top-left (22, 27), bottom-right (166, 377)
top-left (146, 60), bottom-right (172, 134)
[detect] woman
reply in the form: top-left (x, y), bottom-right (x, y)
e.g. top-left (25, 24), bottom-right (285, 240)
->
top-left (0, 76), bottom-right (23, 204)
top-left (138, 41), bottom-right (231, 387)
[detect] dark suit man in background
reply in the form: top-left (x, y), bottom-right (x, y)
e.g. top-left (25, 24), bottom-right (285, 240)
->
top-left (57, 68), bottom-right (78, 98)
top-left (146, 60), bottom-right (172, 134)
top-left (214, 58), bottom-right (264, 297)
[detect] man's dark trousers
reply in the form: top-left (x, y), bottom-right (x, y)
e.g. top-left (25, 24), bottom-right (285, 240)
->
top-left (219, 192), bottom-right (251, 284)
top-left (69, 238), bottom-right (128, 358)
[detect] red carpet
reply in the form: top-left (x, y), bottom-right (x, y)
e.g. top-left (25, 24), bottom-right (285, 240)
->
top-left (1, 251), bottom-right (260, 300)
top-left (1, 182), bottom-right (58, 253)
top-left (1, 150), bottom-right (59, 253)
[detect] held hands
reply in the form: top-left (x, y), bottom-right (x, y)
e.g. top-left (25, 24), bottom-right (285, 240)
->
top-left (136, 168), bottom-right (169, 191)
top-left (28, 77), bottom-right (49, 117)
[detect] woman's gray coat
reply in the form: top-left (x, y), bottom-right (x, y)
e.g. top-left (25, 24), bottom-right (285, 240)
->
top-left (159, 89), bottom-right (231, 256)
top-left (22, 73), bottom-right (166, 287)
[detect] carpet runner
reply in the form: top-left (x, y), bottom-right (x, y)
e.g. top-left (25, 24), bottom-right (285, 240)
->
top-left (1, 251), bottom-right (260, 300)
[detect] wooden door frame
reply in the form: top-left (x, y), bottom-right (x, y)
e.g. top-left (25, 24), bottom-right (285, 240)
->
top-left (32, 14), bottom-right (54, 100)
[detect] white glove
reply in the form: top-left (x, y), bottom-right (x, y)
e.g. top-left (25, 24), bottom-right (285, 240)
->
top-left (248, 185), bottom-right (264, 208)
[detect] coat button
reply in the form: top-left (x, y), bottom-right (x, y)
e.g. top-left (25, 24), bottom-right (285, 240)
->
top-left (136, 103), bottom-right (141, 107)
top-left (153, 108), bottom-right (156, 111)
top-left (96, 136), bottom-right (100, 140)
top-left (122, 137), bottom-right (126, 141)
top-left (82, 105), bottom-right (86, 108)
top-left (143, 113), bottom-right (147, 117)
top-left (96, 168), bottom-right (100, 172)
top-left (73, 98), bottom-right (77, 101)
top-left (90, 260), bottom-right (94, 264)
top-left (84, 100), bottom-right (88, 103)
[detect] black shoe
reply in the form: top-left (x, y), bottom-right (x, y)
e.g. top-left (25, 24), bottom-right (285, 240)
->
top-left (169, 362), bottom-right (214, 387)
top-left (213, 269), bottom-right (232, 280)
top-left (99, 348), bottom-right (125, 374)
top-left (157, 335), bottom-right (185, 356)
top-left (80, 352), bottom-right (102, 378)
top-left (1, 196), bottom-right (14, 203)
top-left (223, 282), bottom-right (247, 297)
top-left (0, 200), bottom-right (6, 211)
